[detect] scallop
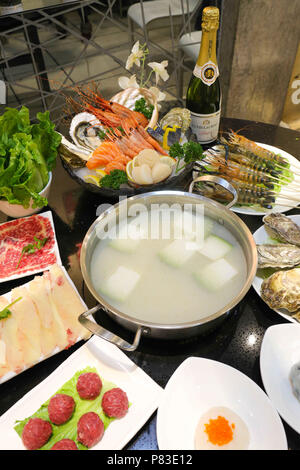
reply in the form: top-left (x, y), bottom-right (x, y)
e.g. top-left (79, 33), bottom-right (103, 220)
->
top-left (135, 149), bottom-right (161, 168)
top-left (132, 164), bottom-right (153, 185)
top-left (151, 162), bottom-right (172, 183)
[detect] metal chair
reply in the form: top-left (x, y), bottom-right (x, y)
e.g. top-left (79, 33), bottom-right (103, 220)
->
top-left (127, 0), bottom-right (200, 46)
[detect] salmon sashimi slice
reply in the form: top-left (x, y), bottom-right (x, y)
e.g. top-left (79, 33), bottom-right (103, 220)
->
top-left (105, 161), bottom-right (126, 173)
top-left (86, 141), bottom-right (126, 169)
top-left (87, 155), bottom-right (114, 168)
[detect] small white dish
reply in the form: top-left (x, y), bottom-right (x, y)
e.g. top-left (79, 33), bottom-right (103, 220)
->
top-left (260, 324), bottom-right (300, 435)
top-left (0, 172), bottom-right (52, 218)
top-left (252, 214), bottom-right (300, 323)
top-left (156, 357), bottom-right (287, 450)
top-left (0, 335), bottom-right (163, 450)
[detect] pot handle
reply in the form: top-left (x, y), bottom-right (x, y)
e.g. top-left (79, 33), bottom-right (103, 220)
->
top-left (79, 305), bottom-right (143, 352)
top-left (189, 175), bottom-right (238, 209)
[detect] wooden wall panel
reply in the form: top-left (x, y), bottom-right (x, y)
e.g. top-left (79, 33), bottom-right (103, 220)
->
top-left (220, 0), bottom-right (300, 125)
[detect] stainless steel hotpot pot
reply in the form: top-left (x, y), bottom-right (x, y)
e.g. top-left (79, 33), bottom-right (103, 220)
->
top-left (79, 177), bottom-right (257, 352)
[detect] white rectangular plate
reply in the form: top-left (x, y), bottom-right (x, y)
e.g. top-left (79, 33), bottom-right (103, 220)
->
top-left (0, 266), bottom-right (87, 385)
top-left (0, 335), bottom-right (163, 450)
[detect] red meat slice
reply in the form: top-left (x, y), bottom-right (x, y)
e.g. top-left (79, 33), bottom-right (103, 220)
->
top-left (48, 393), bottom-right (75, 425)
top-left (22, 417), bottom-right (52, 450)
top-left (76, 372), bottom-right (102, 400)
top-left (77, 412), bottom-right (104, 448)
top-left (102, 387), bottom-right (129, 418)
top-left (0, 214), bottom-right (57, 279)
top-left (51, 439), bottom-right (78, 450)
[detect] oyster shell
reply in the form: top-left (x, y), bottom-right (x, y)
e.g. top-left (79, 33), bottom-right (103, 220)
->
top-left (59, 135), bottom-right (90, 168)
top-left (261, 268), bottom-right (300, 316)
top-left (257, 244), bottom-right (300, 268)
top-left (263, 213), bottom-right (300, 246)
top-left (160, 107), bottom-right (191, 133)
top-left (69, 112), bottom-right (105, 151)
top-left (110, 87), bottom-right (159, 129)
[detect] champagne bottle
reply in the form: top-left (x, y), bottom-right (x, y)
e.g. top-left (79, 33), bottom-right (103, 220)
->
top-left (186, 6), bottom-right (221, 146)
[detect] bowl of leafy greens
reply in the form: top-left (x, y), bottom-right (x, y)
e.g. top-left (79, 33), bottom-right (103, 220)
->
top-left (0, 106), bottom-right (61, 217)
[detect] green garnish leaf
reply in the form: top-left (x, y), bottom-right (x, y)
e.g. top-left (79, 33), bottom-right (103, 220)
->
top-left (169, 141), bottom-right (204, 173)
top-left (100, 169), bottom-right (128, 190)
top-left (134, 97), bottom-right (154, 120)
top-left (0, 296), bottom-right (22, 320)
top-left (97, 129), bottom-right (107, 140)
top-left (16, 236), bottom-right (48, 268)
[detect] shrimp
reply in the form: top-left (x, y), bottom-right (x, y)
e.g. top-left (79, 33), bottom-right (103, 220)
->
top-left (209, 148), bottom-right (282, 177)
top-left (137, 125), bottom-right (168, 155)
top-left (203, 154), bottom-right (274, 185)
top-left (227, 130), bottom-right (289, 168)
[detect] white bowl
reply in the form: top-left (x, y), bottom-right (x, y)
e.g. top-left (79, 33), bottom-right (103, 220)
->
top-left (260, 324), bottom-right (300, 435)
top-left (157, 357), bottom-right (287, 450)
top-left (0, 172), bottom-right (52, 218)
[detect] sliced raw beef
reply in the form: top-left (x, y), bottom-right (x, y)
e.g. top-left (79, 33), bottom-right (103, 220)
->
top-left (0, 214), bottom-right (57, 280)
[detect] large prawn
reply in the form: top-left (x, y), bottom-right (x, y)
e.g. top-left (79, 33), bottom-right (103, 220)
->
top-left (226, 130), bottom-right (289, 168)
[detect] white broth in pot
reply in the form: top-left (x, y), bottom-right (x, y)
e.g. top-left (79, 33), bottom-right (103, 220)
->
top-left (90, 210), bottom-right (247, 325)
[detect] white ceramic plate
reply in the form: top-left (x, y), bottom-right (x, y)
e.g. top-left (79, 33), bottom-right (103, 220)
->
top-left (0, 266), bottom-right (86, 385)
top-left (156, 357), bottom-right (287, 450)
top-left (0, 336), bottom-right (163, 450)
top-left (260, 324), bottom-right (300, 435)
top-left (0, 210), bottom-right (61, 283)
top-left (252, 214), bottom-right (300, 323)
top-left (232, 143), bottom-right (299, 215)
top-left (194, 142), bottom-right (299, 216)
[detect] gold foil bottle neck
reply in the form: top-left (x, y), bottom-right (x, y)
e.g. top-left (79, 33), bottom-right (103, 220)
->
top-left (201, 6), bottom-right (219, 32)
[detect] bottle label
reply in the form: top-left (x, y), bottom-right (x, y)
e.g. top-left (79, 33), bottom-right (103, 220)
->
top-left (190, 110), bottom-right (221, 144)
top-left (193, 61), bottom-right (219, 86)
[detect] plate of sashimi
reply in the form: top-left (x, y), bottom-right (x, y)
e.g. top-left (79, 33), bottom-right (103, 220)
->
top-left (59, 88), bottom-right (201, 197)
top-left (0, 263), bottom-right (90, 384)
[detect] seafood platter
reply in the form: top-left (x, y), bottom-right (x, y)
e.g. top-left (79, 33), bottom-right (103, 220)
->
top-left (252, 213), bottom-right (300, 323)
top-left (59, 86), bottom-right (300, 212)
top-left (59, 87), bottom-right (199, 197)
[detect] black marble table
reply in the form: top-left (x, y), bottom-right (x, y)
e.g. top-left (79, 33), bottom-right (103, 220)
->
top-left (0, 117), bottom-right (300, 450)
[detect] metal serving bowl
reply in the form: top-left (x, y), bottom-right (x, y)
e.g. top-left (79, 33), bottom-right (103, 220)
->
top-left (79, 184), bottom-right (257, 351)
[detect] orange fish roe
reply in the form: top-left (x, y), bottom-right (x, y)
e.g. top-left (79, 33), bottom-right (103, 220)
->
top-left (204, 415), bottom-right (235, 446)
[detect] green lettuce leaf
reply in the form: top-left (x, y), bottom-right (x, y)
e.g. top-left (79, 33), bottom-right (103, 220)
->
top-left (31, 111), bottom-right (62, 172)
top-left (0, 107), bottom-right (61, 208)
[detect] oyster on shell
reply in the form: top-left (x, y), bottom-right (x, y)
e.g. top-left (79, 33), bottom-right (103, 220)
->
top-left (59, 135), bottom-right (90, 168)
top-left (69, 112), bottom-right (105, 151)
top-left (160, 107), bottom-right (191, 133)
top-left (261, 268), bottom-right (300, 318)
top-left (257, 244), bottom-right (300, 269)
top-left (263, 213), bottom-right (300, 246)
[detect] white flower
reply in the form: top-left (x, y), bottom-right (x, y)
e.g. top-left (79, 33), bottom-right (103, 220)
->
top-left (118, 74), bottom-right (139, 90)
top-left (148, 86), bottom-right (166, 110)
top-left (148, 61), bottom-right (169, 84)
top-left (125, 41), bottom-right (144, 70)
